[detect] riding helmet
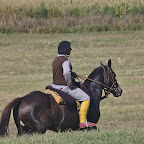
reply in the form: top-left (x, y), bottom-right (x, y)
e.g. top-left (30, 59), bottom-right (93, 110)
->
top-left (58, 41), bottom-right (71, 54)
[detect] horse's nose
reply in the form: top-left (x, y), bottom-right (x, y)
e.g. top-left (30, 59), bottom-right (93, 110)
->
top-left (116, 86), bottom-right (122, 96)
top-left (118, 87), bottom-right (122, 96)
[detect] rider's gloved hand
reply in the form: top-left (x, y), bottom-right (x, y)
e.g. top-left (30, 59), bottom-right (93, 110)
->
top-left (71, 72), bottom-right (77, 78)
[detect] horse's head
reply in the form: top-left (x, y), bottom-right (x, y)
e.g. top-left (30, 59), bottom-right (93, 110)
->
top-left (100, 59), bottom-right (122, 97)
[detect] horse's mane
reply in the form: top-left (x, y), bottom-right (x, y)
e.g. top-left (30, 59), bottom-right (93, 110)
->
top-left (83, 64), bottom-right (114, 87)
top-left (83, 66), bottom-right (103, 86)
top-left (88, 66), bottom-right (103, 78)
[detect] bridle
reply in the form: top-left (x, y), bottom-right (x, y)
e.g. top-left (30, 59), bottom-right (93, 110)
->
top-left (76, 65), bottom-right (118, 100)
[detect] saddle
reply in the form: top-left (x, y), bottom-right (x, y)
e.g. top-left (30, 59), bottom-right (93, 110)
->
top-left (45, 85), bottom-right (81, 110)
top-left (45, 84), bottom-right (91, 110)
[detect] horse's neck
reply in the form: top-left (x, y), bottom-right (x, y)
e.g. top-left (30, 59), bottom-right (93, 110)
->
top-left (83, 67), bottom-right (104, 123)
top-left (83, 67), bottom-right (104, 102)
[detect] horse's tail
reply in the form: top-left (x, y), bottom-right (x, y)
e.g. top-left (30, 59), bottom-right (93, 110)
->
top-left (0, 98), bottom-right (21, 136)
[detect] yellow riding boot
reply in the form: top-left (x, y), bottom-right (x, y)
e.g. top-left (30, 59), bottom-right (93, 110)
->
top-left (79, 100), bottom-right (96, 128)
top-left (79, 100), bottom-right (90, 123)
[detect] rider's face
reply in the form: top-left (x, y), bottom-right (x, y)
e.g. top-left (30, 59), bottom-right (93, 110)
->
top-left (66, 48), bottom-right (72, 55)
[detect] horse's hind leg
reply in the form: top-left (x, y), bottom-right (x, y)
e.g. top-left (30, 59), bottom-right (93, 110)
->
top-left (22, 121), bottom-right (47, 134)
top-left (30, 120), bottom-right (47, 134)
top-left (13, 106), bottom-right (27, 136)
top-left (21, 112), bottom-right (49, 134)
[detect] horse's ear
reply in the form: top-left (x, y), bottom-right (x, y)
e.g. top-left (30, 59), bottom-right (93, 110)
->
top-left (100, 61), bottom-right (104, 66)
top-left (108, 59), bottom-right (111, 68)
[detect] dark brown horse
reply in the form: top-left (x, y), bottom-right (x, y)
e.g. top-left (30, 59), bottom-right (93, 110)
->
top-left (0, 59), bottom-right (122, 136)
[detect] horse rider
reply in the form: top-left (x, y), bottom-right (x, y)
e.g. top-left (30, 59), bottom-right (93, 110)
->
top-left (51, 41), bottom-right (96, 128)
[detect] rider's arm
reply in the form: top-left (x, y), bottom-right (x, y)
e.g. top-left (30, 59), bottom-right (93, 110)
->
top-left (62, 60), bottom-right (73, 89)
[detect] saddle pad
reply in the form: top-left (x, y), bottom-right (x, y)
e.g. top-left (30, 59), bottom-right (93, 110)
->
top-left (45, 89), bottom-right (81, 110)
top-left (45, 89), bottom-right (64, 104)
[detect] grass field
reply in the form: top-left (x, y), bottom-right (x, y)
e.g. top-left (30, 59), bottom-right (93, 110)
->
top-left (0, 31), bottom-right (144, 143)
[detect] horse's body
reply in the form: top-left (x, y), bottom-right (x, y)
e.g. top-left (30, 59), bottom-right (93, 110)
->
top-left (0, 59), bottom-right (122, 136)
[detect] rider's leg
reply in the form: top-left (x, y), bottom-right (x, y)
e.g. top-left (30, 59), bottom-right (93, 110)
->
top-left (51, 84), bottom-right (96, 128)
top-left (79, 100), bottom-right (90, 123)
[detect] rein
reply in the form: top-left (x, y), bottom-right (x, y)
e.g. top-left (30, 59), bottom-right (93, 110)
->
top-left (76, 66), bottom-right (117, 100)
top-left (76, 74), bottom-right (113, 89)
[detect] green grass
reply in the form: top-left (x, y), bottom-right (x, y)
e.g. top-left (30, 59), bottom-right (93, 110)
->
top-left (0, 129), bottom-right (144, 144)
top-left (0, 31), bottom-right (144, 143)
